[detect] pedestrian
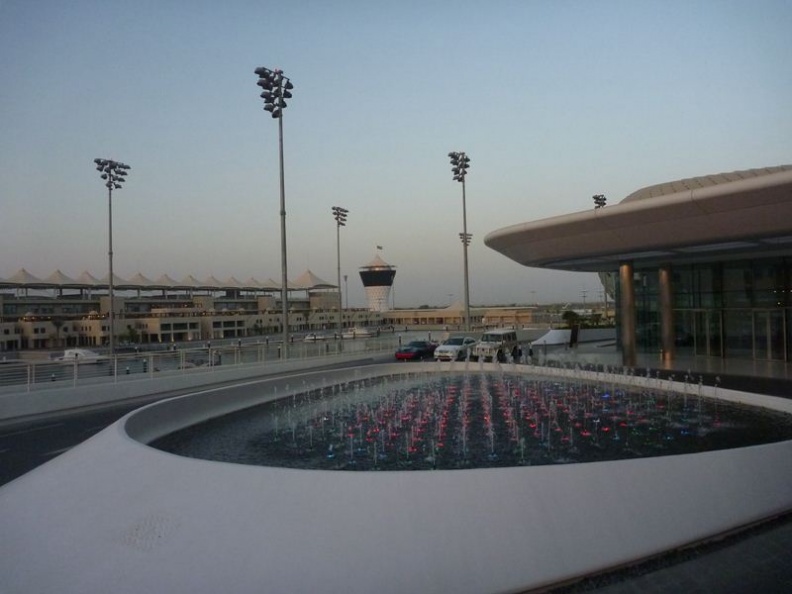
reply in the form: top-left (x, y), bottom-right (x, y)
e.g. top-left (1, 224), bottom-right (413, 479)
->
top-left (528, 345), bottom-right (534, 362)
top-left (512, 344), bottom-right (522, 364)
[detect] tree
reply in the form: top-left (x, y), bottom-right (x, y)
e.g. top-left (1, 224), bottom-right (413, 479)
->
top-left (50, 318), bottom-right (64, 348)
top-left (562, 310), bottom-right (580, 328)
top-left (122, 325), bottom-right (140, 344)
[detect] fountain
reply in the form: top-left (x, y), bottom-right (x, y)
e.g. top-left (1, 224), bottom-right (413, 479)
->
top-left (4, 362), bottom-right (792, 594)
top-left (152, 369), bottom-right (792, 470)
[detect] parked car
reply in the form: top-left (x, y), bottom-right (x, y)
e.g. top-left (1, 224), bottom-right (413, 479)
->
top-left (54, 348), bottom-right (108, 364)
top-left (303, 332), bottom-right (328, 342)
top-left (473, 328), bottom-right (522, 363)
top-left (395, 340), bottom-right (437, 361)
top-left (433, 336), bottom-right (478, 361)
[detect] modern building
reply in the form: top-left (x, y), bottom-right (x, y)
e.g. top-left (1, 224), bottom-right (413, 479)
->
top-left (358, 252), bottom-right (396, 312)
top-left (380, 303), bottom-right (565, 331)
top-left (0, 269), bottom-right (383, 351)
top-left (485, 165), bottom-right (792, 366)
top-left (1, 263), bottom-right (570, 352)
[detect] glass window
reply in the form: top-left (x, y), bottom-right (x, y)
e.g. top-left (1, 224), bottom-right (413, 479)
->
top-left (723, 262), bottom-right (752, 307)
top-left (724, 309), bottom-right (753, 358)
top-left (753, 258), bottom-right (786, 307)
top-left (694, 264), bottom-right (722, 308)
top-left (673, 267), bottom-right (693, 308)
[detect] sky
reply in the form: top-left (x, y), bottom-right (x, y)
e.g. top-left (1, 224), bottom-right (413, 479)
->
top-left (1, 0), bottom-right (790, 308)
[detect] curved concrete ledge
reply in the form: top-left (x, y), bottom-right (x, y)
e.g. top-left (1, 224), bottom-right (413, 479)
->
top-left (2, 363), bottom-right (791, 594)
top-left (0, 351), bottom-right (381, 424)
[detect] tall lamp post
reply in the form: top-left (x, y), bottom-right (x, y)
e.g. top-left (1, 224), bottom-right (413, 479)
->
top-left (93, 158), bottom-right (130, 362)
top-left (332, 206), bottom-right (349, 334)
top-left (448, 151), bottom-right (472, 331)
top-left (255, 66), bottom-right (294, 356)
top-left (593, 194), bottom-right (607, 208)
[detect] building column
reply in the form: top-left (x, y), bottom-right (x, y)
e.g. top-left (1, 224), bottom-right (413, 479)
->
top-left (619, 262), bottom-right (636, 367)
top-left (659, 264), bottom-right (675, 364)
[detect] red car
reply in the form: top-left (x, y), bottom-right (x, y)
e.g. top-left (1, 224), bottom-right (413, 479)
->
top-left (395, 340), bottom-right (437, 361)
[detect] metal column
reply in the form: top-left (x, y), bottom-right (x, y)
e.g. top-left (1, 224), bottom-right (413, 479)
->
top-left (659, 264), bottom-right (675, 364)
top-left (619, 262), bottom-right (636, 367)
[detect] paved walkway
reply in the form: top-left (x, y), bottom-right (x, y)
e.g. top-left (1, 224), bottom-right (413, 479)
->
top-left (554, 512), bottom-right (792, 593)
top-left (540, 344), bottom-right (792, 593)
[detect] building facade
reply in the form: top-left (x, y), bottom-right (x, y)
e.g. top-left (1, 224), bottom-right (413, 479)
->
top-left (0, 277), bottom-right (567, 352)
top-left (0, 273), bottom-right (384, 351)
top-left (485, 165), bottom-right (792, 365)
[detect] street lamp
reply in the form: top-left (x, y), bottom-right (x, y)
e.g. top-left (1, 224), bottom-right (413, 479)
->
top-left (332, 206), bottom-right (349, 333)
top-left (93, 158), bottom-right (131, 362)
top-left (448, 151), bottom-right (472, 331)
top-left (255, 66), bottom-right (294, 356)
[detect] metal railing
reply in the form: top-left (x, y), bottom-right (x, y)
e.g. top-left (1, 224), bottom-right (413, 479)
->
top-left (0, 334), bottom-right (407, 392)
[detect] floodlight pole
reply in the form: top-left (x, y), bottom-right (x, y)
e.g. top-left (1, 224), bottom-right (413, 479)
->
top-left (108, 183), bottom-right (114, 358)
top-left (461, 176), bottom-right (471, 332)
top-left (255, 66), bottom-right (294, 357)
top-left (277, 110), bottom-right (289, 356)
top-left (332, 207), bottom-right (349, 334)
top-left (449, 151), bottom-right (472, 332)
top-left (593, 194), bottom-right (607, 209)
top-left (94, 158), bottom-right (130, 362)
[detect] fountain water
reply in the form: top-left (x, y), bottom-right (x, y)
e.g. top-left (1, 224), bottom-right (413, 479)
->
top-left (153, 369), bottom-right (792, 471)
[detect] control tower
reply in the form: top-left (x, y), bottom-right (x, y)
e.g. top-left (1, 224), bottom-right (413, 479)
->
top-left (359, 252), bottom-right (396, 312)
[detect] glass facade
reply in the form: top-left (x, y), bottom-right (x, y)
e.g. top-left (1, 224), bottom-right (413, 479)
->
top-left (622, 257), bottom-right (791, 362)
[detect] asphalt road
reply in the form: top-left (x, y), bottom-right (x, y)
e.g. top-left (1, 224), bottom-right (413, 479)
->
top-left (0, 354), bottom-right (394, 487)
top-left (0, 403), bottom-right (142, 487)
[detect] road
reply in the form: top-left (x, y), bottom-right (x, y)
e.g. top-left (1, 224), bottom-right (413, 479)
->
top-left (0, 404), bottom-right (142, 487)
top-left (0, 354), bottom-right (397, 487)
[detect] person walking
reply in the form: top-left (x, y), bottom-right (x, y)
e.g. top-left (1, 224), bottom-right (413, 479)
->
top-left (512, 344), bottom-right (522, 364)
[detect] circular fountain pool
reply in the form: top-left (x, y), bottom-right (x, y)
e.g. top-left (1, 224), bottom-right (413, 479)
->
top-left (152, 371), bottom-right (792, 470)
top-left (5, 363), bottom-right (792, 594)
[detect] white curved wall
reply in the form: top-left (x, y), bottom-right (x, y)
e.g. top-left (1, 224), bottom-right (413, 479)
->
top-left (1, 363), bottom-right (791, 594)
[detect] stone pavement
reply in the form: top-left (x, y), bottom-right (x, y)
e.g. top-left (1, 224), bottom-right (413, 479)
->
top-left (555, 512), bottom-right (792, 593)
top-left (539, 343), bottom-right (792, 593)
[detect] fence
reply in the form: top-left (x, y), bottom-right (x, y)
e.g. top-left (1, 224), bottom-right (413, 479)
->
top-left (0, 335), bottom-right (404, 392)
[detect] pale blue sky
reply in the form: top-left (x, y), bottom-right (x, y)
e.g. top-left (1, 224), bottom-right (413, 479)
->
top-left (1, 0), bottom-right (790, 307)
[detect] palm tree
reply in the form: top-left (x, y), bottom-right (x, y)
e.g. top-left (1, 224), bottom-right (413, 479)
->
top-left (561, 310), bottom-right (580, 328)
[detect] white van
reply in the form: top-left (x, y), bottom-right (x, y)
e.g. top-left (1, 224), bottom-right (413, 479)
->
top-left (473, 329), bottom-right (520, 362)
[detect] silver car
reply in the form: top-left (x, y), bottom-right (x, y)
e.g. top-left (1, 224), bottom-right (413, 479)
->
top-left (433, 336), bottom-right (478, 361)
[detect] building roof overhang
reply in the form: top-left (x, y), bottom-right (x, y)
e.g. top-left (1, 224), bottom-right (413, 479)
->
top-left (484, 167), bottom-right (792, 272)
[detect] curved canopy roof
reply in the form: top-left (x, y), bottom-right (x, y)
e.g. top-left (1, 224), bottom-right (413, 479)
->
top-left (45, 270), bottom-right (80, 287)
top-left (76, 271), bottom-right (101, 286)
top-left (0, 268), bottom-right (338, 292)
top-left (126, 273), bottom-right (155, 288)
top-left (5, 268), bottom-right (46, 287)
top-left (621, 165), bottom-right (792, 203)
top-left (485, 166), bottom-right (792, 272)
top-left (292, 270), bottom-right (336, 290)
